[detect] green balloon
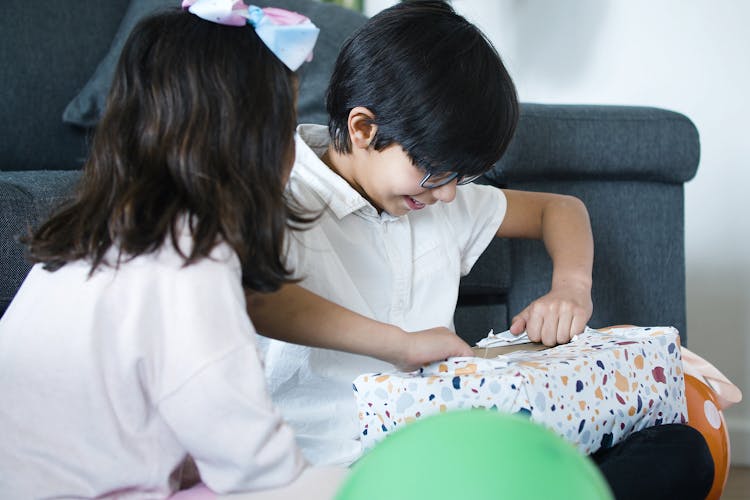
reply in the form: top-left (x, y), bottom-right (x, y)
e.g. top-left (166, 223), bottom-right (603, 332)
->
top-left (336, 410), bottom-right (613, 500)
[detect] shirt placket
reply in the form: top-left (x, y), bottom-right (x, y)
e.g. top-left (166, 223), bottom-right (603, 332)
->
top-left (380, 216), bottom-right (412, 325)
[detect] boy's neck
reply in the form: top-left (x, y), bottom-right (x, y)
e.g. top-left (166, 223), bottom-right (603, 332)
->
top-left (321, 145), bottom-right (349, 181)
top-left (323, 145), bottom-right (381, 213)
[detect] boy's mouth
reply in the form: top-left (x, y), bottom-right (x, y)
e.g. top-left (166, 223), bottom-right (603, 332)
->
top-left (404, 195), bottom-right (425, 210)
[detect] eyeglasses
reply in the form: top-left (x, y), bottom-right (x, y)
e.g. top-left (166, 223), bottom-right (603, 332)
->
top-left (419, 170), bottom-right (483, 189)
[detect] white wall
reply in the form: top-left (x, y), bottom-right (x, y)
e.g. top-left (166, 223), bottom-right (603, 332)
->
top-left (365, 0), bottom-right (750, 464)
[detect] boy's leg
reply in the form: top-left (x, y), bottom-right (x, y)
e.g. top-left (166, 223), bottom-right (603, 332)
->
top-left (591, 424), bottom-right (713, 500)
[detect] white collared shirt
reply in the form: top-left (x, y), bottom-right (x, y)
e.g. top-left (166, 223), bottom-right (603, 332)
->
top-left (259, 124), bottom-right (506, 466)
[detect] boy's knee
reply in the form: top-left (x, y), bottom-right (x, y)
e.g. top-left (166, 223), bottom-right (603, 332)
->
top-left (639, 424), bottom-right (715, 499)
top-left (674, 425), bottom-right (715, 497)
top-left (592, 424), bottom-right (714, 500)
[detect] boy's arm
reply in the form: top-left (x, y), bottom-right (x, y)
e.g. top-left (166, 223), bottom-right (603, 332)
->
top-left (496, 189), bottom-right (594, 346)
top-left (246, 284), bottom-right (473, 371)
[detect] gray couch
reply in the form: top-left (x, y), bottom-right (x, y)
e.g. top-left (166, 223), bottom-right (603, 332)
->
top-left (0, 0), bottom-right (699, 345)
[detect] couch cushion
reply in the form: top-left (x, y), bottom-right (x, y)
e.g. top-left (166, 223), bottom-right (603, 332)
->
top-left (0, 0), bottom-right (130, 170)
top-left (0, 171), bottom-right (81, 317)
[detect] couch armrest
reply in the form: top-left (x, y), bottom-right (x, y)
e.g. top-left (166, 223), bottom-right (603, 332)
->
top-left (0, 171), bottom-right (81, 317)
top-left (457, 103), bottom-right (699, 345)
top-left (485, 104), bottom-right (700, 184)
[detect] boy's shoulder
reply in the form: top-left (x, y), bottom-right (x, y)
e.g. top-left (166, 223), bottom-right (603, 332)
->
top-left (439, 183), bottom-right (506, 218)
top-left (398, 184), bottom-right (504, 236)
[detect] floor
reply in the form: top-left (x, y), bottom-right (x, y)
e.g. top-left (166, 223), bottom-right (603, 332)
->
top-left (724, 466), bottom-right (750, 499)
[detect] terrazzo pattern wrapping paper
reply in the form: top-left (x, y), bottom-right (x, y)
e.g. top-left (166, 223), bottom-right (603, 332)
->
top-left (353, 326), bottom-right (687, 455)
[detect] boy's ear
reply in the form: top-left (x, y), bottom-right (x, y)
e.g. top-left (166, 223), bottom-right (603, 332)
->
top-left (347, 107), bottom-right (378, 149)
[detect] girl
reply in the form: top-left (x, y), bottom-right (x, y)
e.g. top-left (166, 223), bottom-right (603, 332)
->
top-left (0, 3), bottom-right (470, 497)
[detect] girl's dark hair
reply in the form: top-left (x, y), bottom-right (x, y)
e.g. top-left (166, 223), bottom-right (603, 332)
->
top-left (27, 9), bottom-right (304, 293)
top-left (327, 0), bottom-right (519, 177)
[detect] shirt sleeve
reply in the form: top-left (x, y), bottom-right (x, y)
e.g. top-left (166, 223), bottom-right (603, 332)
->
top-left (152, 246), bottom-right (306, 493)
top-left (158, 345), bottom-right (306, 494)
top-left (442, 183), bottom-right (507, 276)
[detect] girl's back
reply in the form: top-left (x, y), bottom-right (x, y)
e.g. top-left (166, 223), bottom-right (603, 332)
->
top-left (0, 223), bottom-right (302, 496)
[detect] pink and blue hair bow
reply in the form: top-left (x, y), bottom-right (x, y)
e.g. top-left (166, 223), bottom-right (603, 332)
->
top-left (182, 0), bottom-right (320, 71)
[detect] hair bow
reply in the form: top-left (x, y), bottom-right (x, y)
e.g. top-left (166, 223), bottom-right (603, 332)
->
top-left (181, 0), bottom-right (320, 71)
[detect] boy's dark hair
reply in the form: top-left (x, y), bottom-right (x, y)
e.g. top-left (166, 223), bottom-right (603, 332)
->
top-left (327, 0), bottom-right (518, 178)
top-left (27, 9), bottom-right (304, 293)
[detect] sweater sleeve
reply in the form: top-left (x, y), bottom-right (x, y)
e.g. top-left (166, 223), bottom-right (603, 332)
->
top-left (153, 244), bottom-right (305, 494)
top-left (158, 345), bottom-right (305, 494)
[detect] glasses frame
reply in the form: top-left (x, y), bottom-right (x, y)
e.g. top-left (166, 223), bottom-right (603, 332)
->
top-left (419, 170), bottom-right (483, 189)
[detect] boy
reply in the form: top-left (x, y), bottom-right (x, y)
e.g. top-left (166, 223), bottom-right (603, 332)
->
top-left (249, 2), bottom-right (712, 498)
top-left (250, 0), bottom-right (591, 465)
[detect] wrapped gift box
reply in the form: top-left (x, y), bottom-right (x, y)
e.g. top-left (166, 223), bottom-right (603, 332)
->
top-left (353, 326), bottom-right (687, 455)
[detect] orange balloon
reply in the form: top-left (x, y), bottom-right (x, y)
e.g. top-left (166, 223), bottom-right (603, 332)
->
top-left (684, 373), bottom-right (730, 500)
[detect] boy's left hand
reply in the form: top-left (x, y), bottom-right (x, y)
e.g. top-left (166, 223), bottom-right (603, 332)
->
top-left (509, 284), bottom-right (592, 346)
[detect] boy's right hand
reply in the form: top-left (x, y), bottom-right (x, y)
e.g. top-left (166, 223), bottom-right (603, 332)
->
top-left (391, 327), bottom-right (474, 372)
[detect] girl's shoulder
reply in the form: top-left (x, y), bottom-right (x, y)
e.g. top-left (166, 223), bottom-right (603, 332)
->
top-left (117, 218), bottom-right (241, 281)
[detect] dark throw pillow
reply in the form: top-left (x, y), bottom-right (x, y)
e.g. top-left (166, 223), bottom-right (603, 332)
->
top-left (62, 0), bottom-right (367, 128)
top-left (62, 0), bottom-right (174, 128)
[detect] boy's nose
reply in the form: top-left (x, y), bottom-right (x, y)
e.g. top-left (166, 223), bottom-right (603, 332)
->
top-left (431, 180), bottom-right (457, 203)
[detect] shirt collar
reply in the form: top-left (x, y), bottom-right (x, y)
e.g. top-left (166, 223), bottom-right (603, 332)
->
top-left (294, 124), bottom-right (384, 220)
